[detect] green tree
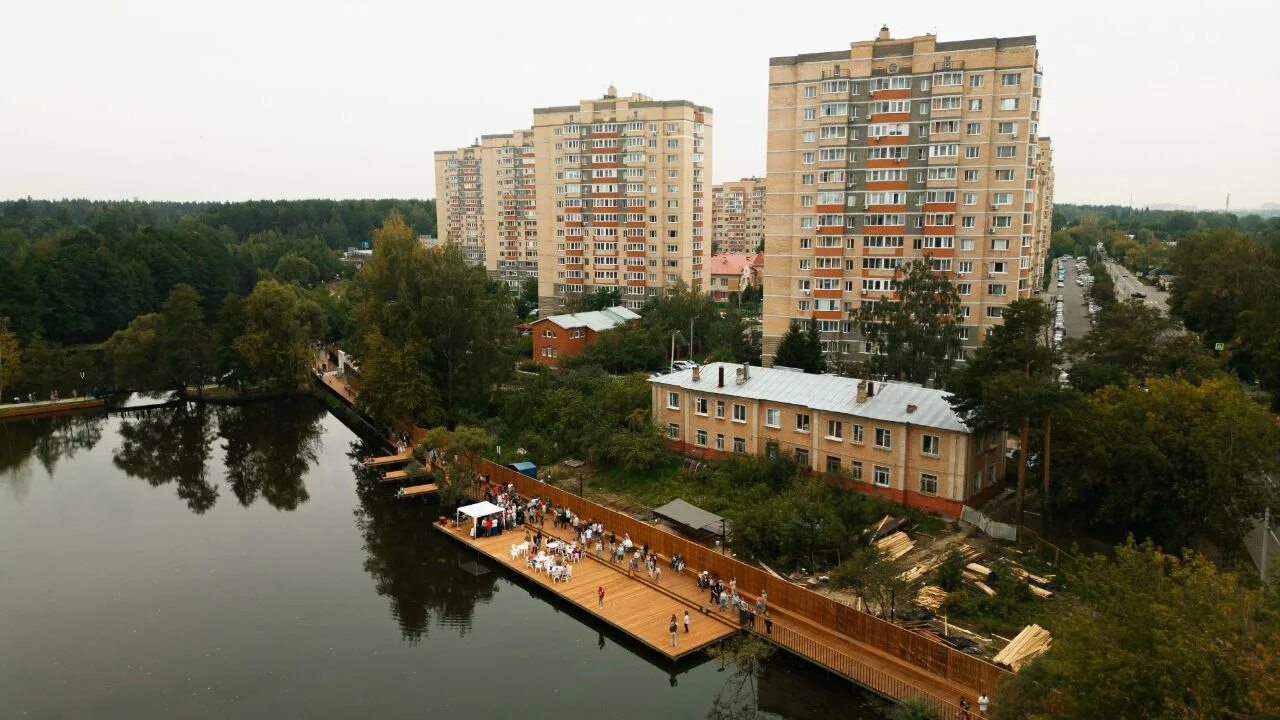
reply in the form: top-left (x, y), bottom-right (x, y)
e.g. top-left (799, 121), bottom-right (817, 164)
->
top-left (0, 317), bottom-right (20, 401)
top-left (830, 545), bottom-right (911, 620)
top-left (513, 276), bottom-right (540, 321)
top-left (351, 213), bottom-right (514, 427)
top-left (104, 313), bottom-right (165, 389)
top-left (563, 287), bottom-right (620, 313)
top-left (272, 251), bottom-right (320, 287)
top-left (997, 540), bottom-right (1280, 720)
top-left (772, 319), bottom-right (826, 373)
top-left (157, 284), bottom-right (213, 391)
top-left (1067, 299), bottom-right (1218, 392)
top-left (950, 299), bottom-right (1060, 526)
top-left (232, 279), bottom-right (322, 389)
top-left (602, 409), bottom-right (665, 471)
top-left (1053, 375), bottom-right (1278, 551)
top-left (705, 635), bottom-right (776, 720)
top-left (852, 259), bottom-right (961, 387)
top-left (420, 424), bottom-right (494, 506)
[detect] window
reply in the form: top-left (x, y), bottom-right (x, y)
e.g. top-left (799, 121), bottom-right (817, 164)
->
top-left (765, 408), bottom-right (781, 427)
top-left (733, 437), bottom-right (745, 453)
top-left (933, 71), bottom-right (963, 86)
top-left (826, 420), bottom-right (843, 440)
top-left (851, 461), bottom-right (863, 482)
top-left (803, 85), bottom-right (817, 98)
top-left (803, 108), bottom-right (816, 121)
top-left (874, 428), bottom-right (891, 449)
top-left (667, 392), bottom-right (680, 409)
top-left (851, 424), bottom-right (864, 444)
top-left (873, 465), bottom-right (891, 487)
top-left (919, 473), bottom-right (939, 496)
top-left (993, 192), bottom-right (1013, 205)
top-left (695, 429), bottom-right (707, 446)
top-left (802, 130), bottom-right (815, 143)
top-left (715, 434), bottom-right (725, 450)
top-left (922, 434), bottom-right (940, 456)
top-left (999, 97), bottom-right (1019, 111)
top-left (963, 169), bottom-right (979, 182)
top-left (998, 121), bottom-right (1018, 135)
top-left (970, 74), bottom-right (984, 88)
top-left (667, 423), bottom-right (680, 439)
top-left (965, 146), bottom-right (980, 159)
top-left (795, 448), bottom-right (810, 467)
top-left (965, 122), bottom-right (981, 135)
top-left (802, 152), bottom-right (815, 164)
top-left (732, 404), bottom-right (747, 422)
top-left (1001, 72), bottom-right (1022, 86)
top-left (996, 146), bottom-right (1017, 158)
top-left (826, 456), bottom-right (842, 474)
top-left (695, 397), bottom-right (708, 415)
top-left (967, 99), bottom-right (983, 111)
top-left (795, 413), bottom-right (811, 433)
top-left (962, 216), bottom-right (976, 228)
top-left (715, 400), bottom-right (725, 419)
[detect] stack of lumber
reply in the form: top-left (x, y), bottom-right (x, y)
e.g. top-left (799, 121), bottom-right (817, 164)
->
top-left (993, 624), bottom-right (1053, 671)
top-left (874, 531), bottom-right (915, 561)
top-left (899, 544), bottom-right (981, 583)
top-left (965, 562), bottom-right (993, 579)
top-left (915, 585), bottom-right (947, 611)
top-left (868, 515), bottom-right (909, 542)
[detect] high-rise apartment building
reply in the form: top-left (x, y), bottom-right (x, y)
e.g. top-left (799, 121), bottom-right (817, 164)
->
top-left (533, 87), bottom-right (713, 311)
top-left (433, 143), bottom-right (486, 267)
top-left (480, 130), bottom-right (539, 290)
top-left (761, 28), bottom-right (1052, 365)
top-left (1031, 137), bottom-right (1055, 289)
top-left (712, 177), bottom-right (766, 253)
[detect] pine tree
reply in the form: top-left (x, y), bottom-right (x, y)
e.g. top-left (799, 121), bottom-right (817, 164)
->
top-left (773, 319), bottom-right (826, 374)
top-left (851, 258), bottom-right (961, 387)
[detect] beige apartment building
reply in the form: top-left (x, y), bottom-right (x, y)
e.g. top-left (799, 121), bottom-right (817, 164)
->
top-left (480, 130), bottom-right (539, 291)
top-left (712, 177), bottom-right (766, 253)
top-left (433, 143), bottom-right (486, 267)
top-left (533, 87), bottom-right (713, 312)
top-left (761, 27), bottom-right (1053, 365)
top-left (1032, 137), bottom-right (1055, 289)
top-left (650, 362), bottom-right (1004, 516)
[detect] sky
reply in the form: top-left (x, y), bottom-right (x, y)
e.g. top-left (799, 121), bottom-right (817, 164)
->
top-left (1, 0), bottom-right (1276, 209)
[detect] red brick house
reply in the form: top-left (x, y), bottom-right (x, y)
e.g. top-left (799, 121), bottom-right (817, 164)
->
top-left (530, 306), bottom-right (641, 365)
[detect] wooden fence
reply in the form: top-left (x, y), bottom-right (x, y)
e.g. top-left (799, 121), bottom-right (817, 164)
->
top-left (479, 460), bottom-right (1004, 698)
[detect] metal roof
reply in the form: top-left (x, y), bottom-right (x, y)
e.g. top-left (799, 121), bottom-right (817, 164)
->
top-left (649, 362), bottom-right (969, 433)
top-left (652, 498), bottom-right (727, 535)
top-left (534, 306), bottom-right (640, 332)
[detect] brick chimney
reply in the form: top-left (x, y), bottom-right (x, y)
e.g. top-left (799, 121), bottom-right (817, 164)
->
top-left (718, 366), bottom-right (725, 388)
top-left (692, 365), bottom-right (701, 382)
top-left (878, 25), bottom-right (891, 41)
top-left (856, 380), bottom-right (868, 404)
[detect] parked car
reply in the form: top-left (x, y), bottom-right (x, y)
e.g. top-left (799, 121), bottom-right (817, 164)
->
top-left (1131, 291), bottom-right (1147, 299)
top-left (671, 360), bottom-right (697, 371)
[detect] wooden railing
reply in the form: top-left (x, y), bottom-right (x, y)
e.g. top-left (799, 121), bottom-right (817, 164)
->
top-left (761, 622), bottom-right (965, 718)
top-left (478, 460), bottom-right (1005, 699)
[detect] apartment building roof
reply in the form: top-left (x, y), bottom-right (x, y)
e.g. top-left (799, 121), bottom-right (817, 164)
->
top-left (533, 306), bottom-right (640, 332)
top-left (650, 363), bottom-right (968, 433)
top-left (769, 35), bottom-right (1037, 66)
top-left (707, 252), bottom-right (762, 276)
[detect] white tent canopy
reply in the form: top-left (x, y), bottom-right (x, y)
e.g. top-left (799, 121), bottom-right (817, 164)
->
top-left (456, 500), bottom-right (503, 522)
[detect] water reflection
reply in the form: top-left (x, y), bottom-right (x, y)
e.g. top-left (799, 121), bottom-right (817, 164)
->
top-left (353, 476), bottom-right (499, 643)
top-left (217, 397), bottom-right (324, 510)
top-left (113, 403), bottom-right (218, 513)
top-left (0, 413), bottom-right (105, 485)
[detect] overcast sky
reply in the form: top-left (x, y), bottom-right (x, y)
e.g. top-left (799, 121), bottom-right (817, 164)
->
top-left (2, 0), bottom-right (1275, 208)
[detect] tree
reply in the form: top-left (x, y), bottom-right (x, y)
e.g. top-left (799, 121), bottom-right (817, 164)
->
top-left (271, 251), bottom-right (320, 287)
top-left (563, 287), bottom-right (620, 313)
top-left (852, 259), bottom-right (962, 387)
top-left (104, 313), bottom-right (164, 389)
top-left (0, 317), bottom-right (21, 401)
top-left (997, 540), bottom-right (1280, 719)
top-left (1067, 299), bottom-right (1218, 393)
top-left (157, 284), bottom-right (213, 390)
top-left (950, 299), bottom-right (1061, 526)
top-left (830, 545), bottom-right (911, 620)
top-left (513, 276), bottom-right (540, 321)
top-left (232, 279), bottom-right (322, 389)
top-left (602, 410), bottom-right (665, 470)
top-left (772, 319), bottom-right (826, 373)
top-left (420, 424), bottom-right (494, 506)
top-left (351, 213), bottom-right (514, 427)
top-left (1052, 376), bottom-right (1279, 551)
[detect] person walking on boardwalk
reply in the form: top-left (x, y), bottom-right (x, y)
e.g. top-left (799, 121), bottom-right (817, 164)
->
top-left (597, 585), bottom-right (605, 608)
top-left (654, 564), bottom-right (662, 584)
top-left (763, 611), bottom-right (772, 636)
top-left (683, 610), bottom-right (690, 633)
top-left (669, 614), bottom-right (678, 647)
top-left (977, 693), bottom-right (989, 717)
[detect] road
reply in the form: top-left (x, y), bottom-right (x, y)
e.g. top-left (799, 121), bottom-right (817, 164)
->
top-left (1103, 259), bottom-right (1171, 314)
top-left (1056, 259), bottom-right (1092, 341)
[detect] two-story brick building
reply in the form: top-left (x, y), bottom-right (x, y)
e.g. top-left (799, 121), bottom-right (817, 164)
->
top-left (530, 306), bottom-right (640, 365)
top-left (649, 362), bottom-right (1002, 516)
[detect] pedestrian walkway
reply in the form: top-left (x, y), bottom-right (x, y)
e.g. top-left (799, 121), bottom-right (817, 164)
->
top-left (434, 520), bottom-right (736, 659)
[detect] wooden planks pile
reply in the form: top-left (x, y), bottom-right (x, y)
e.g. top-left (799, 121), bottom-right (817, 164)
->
top-left (874, 531), bottom-right (915, 561)
top-left (915, 585), bottom-right (947, 611)
top-left (900, 544), bottom-right (981, 583)
top-left (992, 624), bottom-right (1052, 671)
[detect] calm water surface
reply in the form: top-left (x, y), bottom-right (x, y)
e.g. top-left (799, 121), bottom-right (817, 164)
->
top-left (0, 399), bottom-right (886, 719)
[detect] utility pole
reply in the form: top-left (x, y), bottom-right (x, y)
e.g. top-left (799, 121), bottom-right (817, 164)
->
top-left (689, 318), bottom-right (695, 362)
top-left (1262, 505), bottom-right (1270, 587)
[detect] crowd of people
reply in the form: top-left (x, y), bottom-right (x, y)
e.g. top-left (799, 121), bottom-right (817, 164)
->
top-left (697, 570), bottom-right (770, 633)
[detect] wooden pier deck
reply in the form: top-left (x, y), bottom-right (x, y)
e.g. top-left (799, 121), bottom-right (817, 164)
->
top-left (396, 483), bottom-right (438, 499)
top-left (435, 522), bottom-right (737, 660)
top-left (363, 451), bottom-right (411, 467)
top-left (0, 397), bottom-right (106, 421)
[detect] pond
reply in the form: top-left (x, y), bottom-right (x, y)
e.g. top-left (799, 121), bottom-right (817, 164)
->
top-left (0, 398), bottom-right (887, 719)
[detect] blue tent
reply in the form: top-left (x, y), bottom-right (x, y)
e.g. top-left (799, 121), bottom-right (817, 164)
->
top-left (506, 461), bottom-right (538, 479)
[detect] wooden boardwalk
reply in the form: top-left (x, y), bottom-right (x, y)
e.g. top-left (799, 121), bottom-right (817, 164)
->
top-left (435, 522), bottom-right (737, 660)
top-left (397, 483), bottom-right (438, 499)
top-left (363, 451), bottom-right (411, 467)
